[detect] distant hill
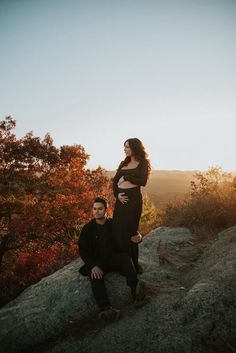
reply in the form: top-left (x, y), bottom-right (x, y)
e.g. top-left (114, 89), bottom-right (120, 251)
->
top-left (107, 170), bottom-right (236, 208)
top-left (144, 170), bottom-right (195, 208)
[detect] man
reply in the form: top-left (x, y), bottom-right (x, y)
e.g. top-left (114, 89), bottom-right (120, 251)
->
top-left (78, 197), bottom-right (146, 322)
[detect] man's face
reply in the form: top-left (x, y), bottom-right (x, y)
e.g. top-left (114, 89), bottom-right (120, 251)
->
top-left (93, 202), bottom-right (106, 220)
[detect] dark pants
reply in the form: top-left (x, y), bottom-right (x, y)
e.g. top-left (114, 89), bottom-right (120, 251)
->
top-left (89, 253), bottom-right (138, 311)
top-left (112, 187), bottom-right (142, 270)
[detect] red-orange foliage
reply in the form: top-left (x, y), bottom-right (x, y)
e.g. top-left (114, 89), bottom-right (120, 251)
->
top-left (0, 116), bottom-right (111, 302)
top-left (1, 242), bottom-right (79, 289)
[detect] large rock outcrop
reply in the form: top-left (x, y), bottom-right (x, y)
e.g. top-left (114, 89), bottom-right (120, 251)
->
top-left (0, 226), bottom-right (235, 353)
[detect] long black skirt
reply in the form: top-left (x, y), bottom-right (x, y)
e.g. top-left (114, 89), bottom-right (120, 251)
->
top-left (112, 187), bottom-right (142, 269)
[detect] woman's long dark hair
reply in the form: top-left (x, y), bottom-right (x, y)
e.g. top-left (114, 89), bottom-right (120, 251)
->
top-left (118, 138), bottom-right (151, 177)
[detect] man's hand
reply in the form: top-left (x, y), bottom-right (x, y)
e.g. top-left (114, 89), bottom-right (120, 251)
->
top-left (131, 232), bottom-right (142, 243)
top-left (91, 266), bottom-right (104, 279)
top-left (118, 192), bottom-right (129, 204)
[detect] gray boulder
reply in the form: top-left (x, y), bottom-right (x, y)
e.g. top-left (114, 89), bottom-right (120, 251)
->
top-left (0, 226), bottom-right (235, 353)
top-left (0, 225), bottom-right (168, 353)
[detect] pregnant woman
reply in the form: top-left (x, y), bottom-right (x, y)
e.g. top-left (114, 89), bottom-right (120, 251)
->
top-left (112, 138), bottom-right (151, 274)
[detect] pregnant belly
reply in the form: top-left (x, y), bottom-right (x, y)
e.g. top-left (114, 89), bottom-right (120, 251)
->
top-left (118, 180), bottom-right (137, 189)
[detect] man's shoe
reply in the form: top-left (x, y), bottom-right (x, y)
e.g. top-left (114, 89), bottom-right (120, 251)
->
top-left (136, 263), bottom-right (144, 274)
top-left (133, 280), bottom-right (146, 308)
top-left (98, 307), bottom-right (121, 322)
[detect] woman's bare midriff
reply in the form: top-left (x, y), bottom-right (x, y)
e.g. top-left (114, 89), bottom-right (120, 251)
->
top-left (117, 178), bottom-right (137, 189)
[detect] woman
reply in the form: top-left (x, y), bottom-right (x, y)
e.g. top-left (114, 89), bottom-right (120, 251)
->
top-left (112, 138), bottom-right (151, 273)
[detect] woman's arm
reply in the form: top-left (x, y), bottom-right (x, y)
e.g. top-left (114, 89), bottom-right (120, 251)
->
top-left (112, 162), bottom-right (123, 197)
top-left (112, 173), bottom-right (119, 198)
top-left (123, 160), bottom-right (149, 186)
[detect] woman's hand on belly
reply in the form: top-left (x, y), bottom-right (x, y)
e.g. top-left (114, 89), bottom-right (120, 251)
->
top-left (118, 192), bottom-right (129, 204)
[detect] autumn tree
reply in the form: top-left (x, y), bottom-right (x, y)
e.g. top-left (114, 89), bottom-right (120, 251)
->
top-left (0, 117), bottom-right (111, 269)
top-left (0, 117), bottom-right (60, 264)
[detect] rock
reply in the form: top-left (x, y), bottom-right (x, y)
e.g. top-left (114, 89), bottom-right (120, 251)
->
top-left (0, 226), bottom-right (167, 353)
top-left (41, 226), bottom-right (236, 353)
top-left (156, 227), bottom-right (201, 268)
top-left (0, 226), bottom-right (235, 353)
top-left (0, 260), bottom-right (91, 353)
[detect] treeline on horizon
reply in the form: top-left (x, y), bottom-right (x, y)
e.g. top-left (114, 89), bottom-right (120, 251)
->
top-left (1, 116), bottom-right (236, 307)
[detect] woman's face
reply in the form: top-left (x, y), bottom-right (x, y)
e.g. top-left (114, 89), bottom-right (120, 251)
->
top-left (124, 141), bottom-right (133, 157)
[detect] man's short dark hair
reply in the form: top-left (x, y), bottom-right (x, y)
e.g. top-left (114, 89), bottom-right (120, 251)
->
top-left (94, 197), bottom-right (108, 209)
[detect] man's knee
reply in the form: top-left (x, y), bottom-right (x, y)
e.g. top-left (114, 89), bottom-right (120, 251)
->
top-left (115, 254), bottom-right (136, 274)
top-left (121, 253), bottom-right (135, 267)
top-left (90, 276), bottom-right (105, 284)
top-left (115, 252), bottom-right (131, 262)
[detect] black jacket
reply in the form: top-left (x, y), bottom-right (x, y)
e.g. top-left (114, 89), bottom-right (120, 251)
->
top-left (78, 217), bottom-right (113, 274)
top-left (112, 159), bottom-right (149, 198)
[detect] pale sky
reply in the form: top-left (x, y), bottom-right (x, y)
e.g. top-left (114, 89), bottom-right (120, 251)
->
top-left (0, 0), bottom-right (235, 171)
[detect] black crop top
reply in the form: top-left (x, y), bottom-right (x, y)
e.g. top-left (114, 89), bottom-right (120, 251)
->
top-left (112, 159), bottom-right (149, 198)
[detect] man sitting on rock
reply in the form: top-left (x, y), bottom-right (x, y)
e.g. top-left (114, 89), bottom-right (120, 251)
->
top-left (78, 196), bottom-right (146, 322)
